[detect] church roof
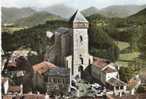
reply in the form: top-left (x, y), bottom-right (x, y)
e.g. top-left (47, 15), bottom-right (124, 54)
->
top-left (69, 10), bottom-right (88, 23)
top-left (56, 27), bottom-right (69, 33)
top-left (55, 27), bottom-right (70, 35)
top-left (33, 61), bottom-right (56, 74)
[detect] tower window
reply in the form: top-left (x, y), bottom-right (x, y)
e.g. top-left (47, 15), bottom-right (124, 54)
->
top-left (80, 35), bottom-right (83, 42)
top-left (78, 65), bottom-right (83, 72)
top-left (80, 55), bottom-right (83, 64)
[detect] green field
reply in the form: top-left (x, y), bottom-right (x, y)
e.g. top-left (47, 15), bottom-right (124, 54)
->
top-left (116, 41), bottom-right (129, 51)
top-left (116, 41), bottom-right (140, 67)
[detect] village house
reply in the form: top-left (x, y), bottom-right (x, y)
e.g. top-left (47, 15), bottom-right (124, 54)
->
top-left (2, 50), bottom-right (34, 93)
top-left (33, 61), bottom-right (70, 95)
top-left (2, 77), bottom-right (23, 95)
top-left (91, 57), bottom-right (127, 96)
top-left (33, 61), bottom-right (57, 93)
top-left (44, 67), bottom-right (70, 95)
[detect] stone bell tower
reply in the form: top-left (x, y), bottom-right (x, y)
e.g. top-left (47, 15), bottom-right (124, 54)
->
top-left (70, 11), bottom-right (91, 78)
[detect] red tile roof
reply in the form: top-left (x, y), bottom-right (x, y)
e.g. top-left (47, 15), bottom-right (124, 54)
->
top-left (23, 94), bottom-right (45, 99)
top-left (2, 95), bottom-right (13, 99)
top-left (8, 85), bottom-right (21, 93)
top-left (7, 62), bottom-right (17, 68)
top-left (93, 57), bottom-right (110, 70)
top-left (33, 61), bottom-right (56, 74)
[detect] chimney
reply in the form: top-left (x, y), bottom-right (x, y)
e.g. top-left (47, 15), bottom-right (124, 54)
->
top-left (37, 91), bottom-right (40, 95)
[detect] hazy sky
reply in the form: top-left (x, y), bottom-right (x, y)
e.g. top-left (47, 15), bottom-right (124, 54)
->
top-left (2, 0), bottom-right (146, 9)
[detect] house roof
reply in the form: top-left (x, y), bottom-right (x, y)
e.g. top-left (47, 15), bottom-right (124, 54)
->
top-left (33, 61), bottom-right (56, 74)
top-left (7, 62), bottom-right (17, 68)
top-left (92, 57), bottom-right (110, 70)
top-left (2, 95), bottom-right (13, 99)
top-left (69, 10), bottom-right (88, 23)
top-left (102, 67), bottom-right (116, 73)
top-left (107, 78), bottom-right (127, 87)
top-left (23, 94), bottom-right (45, 99)
top-left (55, 27), bottom-right (70, 35)
top-left (8, 85), bottom-right (21, 93)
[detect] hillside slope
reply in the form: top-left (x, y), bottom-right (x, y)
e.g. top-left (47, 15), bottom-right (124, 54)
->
top-left (15, 11), bottom-right (62, 27)
top-left (100, 5), bottom-right (146, 18)
top-left (2, 7), bottom-right (35, 24)
top-left (127, 8), bottom-right (146, 24)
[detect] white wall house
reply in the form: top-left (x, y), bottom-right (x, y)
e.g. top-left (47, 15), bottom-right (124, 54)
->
top-left (91, 58), bottom-right (127, 96)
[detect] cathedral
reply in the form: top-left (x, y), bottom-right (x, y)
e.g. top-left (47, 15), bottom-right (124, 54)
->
top-left (46, 11), bottom-right (93, 81)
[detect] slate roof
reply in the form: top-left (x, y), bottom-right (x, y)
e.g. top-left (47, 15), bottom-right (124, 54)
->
top-left (55, 27), bottom-right (70, 35)
top-left (44, 67), bottom-right (70, 77)
top-left (70, 10), bottom-right (88, 23)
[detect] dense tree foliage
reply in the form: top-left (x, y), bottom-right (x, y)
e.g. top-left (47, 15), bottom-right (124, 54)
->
top-left (137, 85), bottom-right (145, 93)
top-left (119, 66), bottom-right (140, 82)
top-left (13, 20), bottom-right (68, 62)
top-left (138, 26), bottom-right (146, 59)
top-left (88, 15), bottom-right (120, 62)
top-left (2, 32), bottom-right (18, 52)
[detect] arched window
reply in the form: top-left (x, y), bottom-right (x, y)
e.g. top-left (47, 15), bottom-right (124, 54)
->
top-left (80, 35), bottom-right (83, 42)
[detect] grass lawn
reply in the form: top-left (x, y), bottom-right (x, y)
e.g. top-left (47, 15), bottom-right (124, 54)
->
top-left (119, 52), bottom-right (141, 61)
top-left (116, 41), bottom-right (129, 51)
top-left (115, 41), bottom-right (141, 67)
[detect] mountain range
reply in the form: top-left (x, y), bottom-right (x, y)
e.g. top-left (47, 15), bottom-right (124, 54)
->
top-left (2, 4), bottom-right (146, 27)
top-left (82, 5), bottom-right (146, 17)
top-left (2, 7), bottom-right (36, 24)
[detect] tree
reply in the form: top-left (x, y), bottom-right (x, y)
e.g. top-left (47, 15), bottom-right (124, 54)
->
top-left (88, 22), bottom-right (120, 62)
top-left (119, 66), bottom-right (140, 83)
top-left (138, 25), bottom-right (146, 60)
top-left (137, 86), bottom-right (145, 93)
top-left (2, 32), bottom-right (18, 52)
